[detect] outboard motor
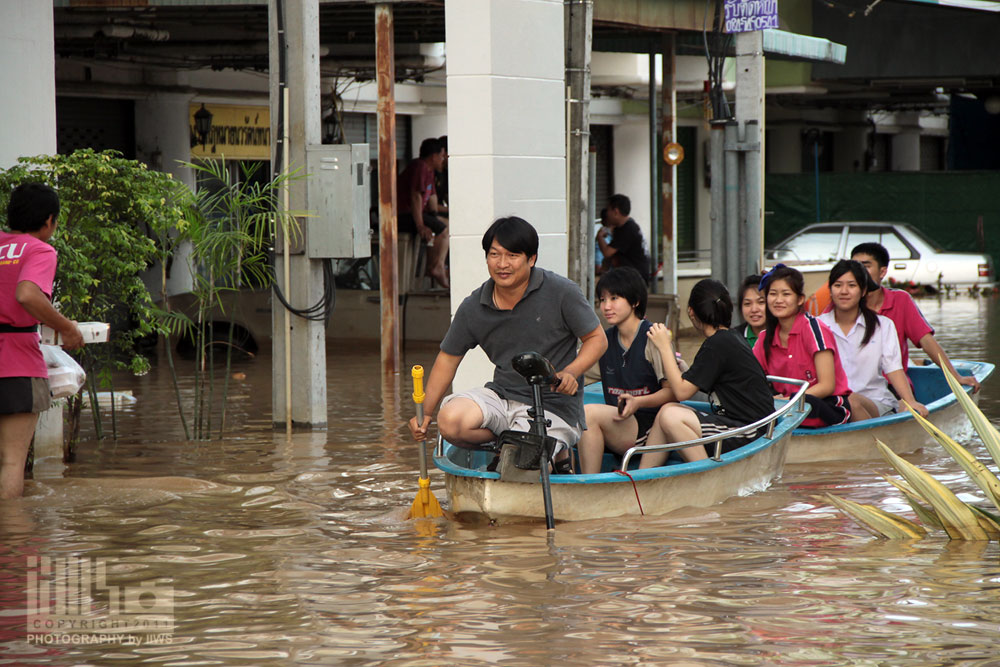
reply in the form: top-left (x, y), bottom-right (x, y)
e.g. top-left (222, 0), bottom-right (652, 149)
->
top-left (496, 351), bottom-right (560, 529)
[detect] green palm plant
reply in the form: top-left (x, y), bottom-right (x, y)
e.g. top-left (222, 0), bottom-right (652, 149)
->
top-left (823, 370), bottom-right (1000, 541)
top-left (153, 158), bottom-right (302, 440)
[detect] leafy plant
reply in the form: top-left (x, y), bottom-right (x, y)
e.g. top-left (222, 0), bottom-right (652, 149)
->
top-left (0, 150), bottom-right (186, 450)
top-left (152, 158), bottom-right (302, 440)
top-left (822, 370), bottom-right (1000, 541)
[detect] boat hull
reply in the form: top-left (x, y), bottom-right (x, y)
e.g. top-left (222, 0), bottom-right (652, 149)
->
top-left (444, 431), bottom-right (791, 522)
top-left (786, 360), bottom-right (993, 464)
top-left (436, 397), bottom-right (808, 523)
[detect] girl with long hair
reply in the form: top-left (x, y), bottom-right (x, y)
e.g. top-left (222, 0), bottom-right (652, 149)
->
top-left (641, 279), bottom-right (774, 466)
top-left (818, 260), bottom-right (927, 420)
top-left (752, 265), bottom-right (853, 428)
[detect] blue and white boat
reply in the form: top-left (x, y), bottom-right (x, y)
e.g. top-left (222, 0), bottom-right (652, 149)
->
top-left (433, 378), bottom-right (810, 522)
top-left (784, 360), bottom-right (994, 463)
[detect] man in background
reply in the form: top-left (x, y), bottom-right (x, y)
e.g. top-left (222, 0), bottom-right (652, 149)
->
top-left (397, 137), bottom-right (449, 288)
top-left (598, 193), bottom-right (650, 283)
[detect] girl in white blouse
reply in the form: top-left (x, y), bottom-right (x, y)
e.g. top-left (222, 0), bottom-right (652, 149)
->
top-left (818, 260), bottom-right (927, 420)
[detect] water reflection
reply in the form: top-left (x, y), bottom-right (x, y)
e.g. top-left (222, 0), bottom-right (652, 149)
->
top-left (0, 297), bottom-right (998, 664)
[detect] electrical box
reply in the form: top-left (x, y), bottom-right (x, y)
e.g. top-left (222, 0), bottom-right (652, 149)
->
top-left (305, 144), bottom-right (371, 259)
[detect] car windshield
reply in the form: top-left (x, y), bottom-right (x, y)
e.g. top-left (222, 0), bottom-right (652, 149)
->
top-left (899, 224), bottom-right (945, 252)
top-left (772, 229), bottom-right (842, 262)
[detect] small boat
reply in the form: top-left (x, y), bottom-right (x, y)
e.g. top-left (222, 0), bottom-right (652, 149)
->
top-left (434, 378), bottom-right (810, 523)
top-left (785, 359), bottom-right (994, 464)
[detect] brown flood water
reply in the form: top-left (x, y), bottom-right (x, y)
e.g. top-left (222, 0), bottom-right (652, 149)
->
top-left (2, 295), bottom-right (1000, 665)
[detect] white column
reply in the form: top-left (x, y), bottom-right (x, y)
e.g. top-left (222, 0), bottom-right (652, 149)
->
top-left (768, 126), bottom-right (801, 174)
top-left (1, 2), bottom-right (60, 453)
top-left (135, 93), bottom-right (197, 190)
top-left (834, 123), bottom-right (869, 172)
top-left (612, 120), bottom-right (652, 242)
top-left (0, 0), bottom-right (56, 167)
top-left (135, 93), bottom-right (197, 297)
top-left (446, 0), bottom-right (566, 390)
top-left (891, 131), bottom-right (921, 172)
top-left (269, 0), bottom-right (327, 427)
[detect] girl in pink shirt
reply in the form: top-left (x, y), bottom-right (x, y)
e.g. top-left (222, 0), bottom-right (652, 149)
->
top-left (1, 183), bottom-right (83, 499)
top-left (752, 265), bottom-right (853, 428)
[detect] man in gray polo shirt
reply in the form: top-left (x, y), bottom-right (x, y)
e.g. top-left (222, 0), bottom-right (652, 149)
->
top-left (408, 216), bottom-right (606, 465)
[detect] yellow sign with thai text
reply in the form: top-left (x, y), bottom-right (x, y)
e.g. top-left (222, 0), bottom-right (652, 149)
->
top-left (190, 104), bottom-right (271, 160)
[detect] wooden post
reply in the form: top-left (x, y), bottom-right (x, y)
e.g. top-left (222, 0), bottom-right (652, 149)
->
top-left (376, 4), bottom-right (400, 375)
top-left (660, 32), bottom-right (676, 296)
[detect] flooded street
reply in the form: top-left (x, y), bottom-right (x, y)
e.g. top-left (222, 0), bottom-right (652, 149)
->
top-left (2, 295), bottom-right (1000, 665)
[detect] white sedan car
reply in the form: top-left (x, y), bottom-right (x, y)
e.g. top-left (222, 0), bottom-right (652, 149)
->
top-left (768, 222), bottom-right (995, 288)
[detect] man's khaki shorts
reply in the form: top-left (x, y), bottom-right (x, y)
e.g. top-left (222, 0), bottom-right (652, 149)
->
top-left (441, 387), bottom-right (581, 453)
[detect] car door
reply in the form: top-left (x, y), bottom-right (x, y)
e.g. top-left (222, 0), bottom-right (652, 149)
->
top-left (843, 225), bottom-right (919, 284)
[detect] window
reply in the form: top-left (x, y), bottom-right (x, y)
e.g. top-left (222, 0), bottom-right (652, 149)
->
top-left (773, 229), bottom-right (842, 262)
top-left (845, 226), bottom-right (918, 260)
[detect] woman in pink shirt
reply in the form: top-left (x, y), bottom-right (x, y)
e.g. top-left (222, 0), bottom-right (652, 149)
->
top-left (751, 265), bottom-right (853, 428)
top-left (1, 183), bottom-right (83, 499)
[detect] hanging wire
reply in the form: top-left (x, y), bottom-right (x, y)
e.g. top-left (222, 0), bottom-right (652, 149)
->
top-left (703, 0), bottom-right (733, 121)
top-left (270, 0), bottom-right (337, 324)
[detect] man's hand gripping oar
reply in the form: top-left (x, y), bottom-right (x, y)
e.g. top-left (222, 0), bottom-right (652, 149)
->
top-left (407, 365), bottom-right (445, 519)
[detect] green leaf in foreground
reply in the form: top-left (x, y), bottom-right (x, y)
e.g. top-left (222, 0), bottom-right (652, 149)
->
top-left (941, 369), bottom-right (1000, 470)
top-left (902, 399), bottom-right (1000, 514)
top-left (882, 475), bottom-right (943, 530)
top-left (875, 440), bottom-right (989, 540)
top-left (819, 493), bottom-right (926, 539)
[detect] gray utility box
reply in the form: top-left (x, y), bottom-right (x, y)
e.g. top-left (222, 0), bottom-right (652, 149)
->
top-left (305, 144), bottom-right (371, 259)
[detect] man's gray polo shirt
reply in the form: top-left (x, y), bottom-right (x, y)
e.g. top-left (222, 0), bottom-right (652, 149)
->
top-left (441, 267), bottom-right (599, 428)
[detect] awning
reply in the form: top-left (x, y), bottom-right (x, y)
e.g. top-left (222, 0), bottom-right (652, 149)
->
top-left (888, 0), bottom-right (1000, 11)
top-left (763, 29), bottom-right (847, 65)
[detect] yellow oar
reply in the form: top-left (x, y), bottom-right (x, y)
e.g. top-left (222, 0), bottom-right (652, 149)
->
top-left (408, 365), bottom-right (444, 519)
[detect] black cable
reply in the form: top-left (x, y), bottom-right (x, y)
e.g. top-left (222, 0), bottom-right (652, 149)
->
top-left (269, 0), bottom-right (337, 324)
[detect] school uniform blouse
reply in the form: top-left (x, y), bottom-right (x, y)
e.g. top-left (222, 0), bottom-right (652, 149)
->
top-left (818, 311), bottom-right (903, 409)
top-left (752, 312), bottom-right (851, 398)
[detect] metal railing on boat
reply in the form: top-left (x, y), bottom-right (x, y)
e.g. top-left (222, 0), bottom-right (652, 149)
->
top-left (618, 376), bottom-right (810, 470)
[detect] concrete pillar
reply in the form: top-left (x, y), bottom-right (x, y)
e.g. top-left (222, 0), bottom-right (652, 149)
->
top-left (268, 0), bottom-right (327, 427)
top-left (612, 120), bottom-right (653, 243)
top-left (135, 93), bottom-right (197, 298)
top-left (768, 126), bottom-right (801, 174)
top-left (735, 30), bottom-right (764, 283)
top-left (0, 1), bottom-right (55, 168)
top-left (2, 1), bottom-right (60, 451)
top-left (446, 0), bottom-right (566, 390)
top-left (891, 131), bottom-right (921, 172)
top-left (135, 93), bottom-right (197, 190)
top-left (834, 126), bottom-right (869, 172)
top-left (33, 401), bottom-right (64, 462)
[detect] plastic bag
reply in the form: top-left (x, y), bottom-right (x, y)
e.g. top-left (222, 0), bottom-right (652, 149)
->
top-left (41, 344), bottom-right (86, 399)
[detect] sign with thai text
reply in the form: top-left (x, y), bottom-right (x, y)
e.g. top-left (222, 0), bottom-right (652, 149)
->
top-left (724, 0), bottom-right (779, 33)
top-left (190, 104), bottom-right (271, 160)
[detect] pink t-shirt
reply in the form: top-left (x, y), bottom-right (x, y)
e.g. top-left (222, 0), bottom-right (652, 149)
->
top-left (0, 231), bottom-right (57, 378)
top-left (752, 311), bottom-right (851, 398)
top-left (876, 288), bottom-right (934, 370)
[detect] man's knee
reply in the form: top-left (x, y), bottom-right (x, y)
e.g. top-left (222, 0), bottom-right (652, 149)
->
top-left (437, 398), bottom-right (483, 440)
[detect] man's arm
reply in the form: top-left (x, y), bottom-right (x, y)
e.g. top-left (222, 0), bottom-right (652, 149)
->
top-left (886, 369), bottom-right (928, 416)
top-left (410, 190), bottom-right (433, 242)
top-left (15, 281), bottom-right (84, 350)
top-left (596, 230), bottom-right (617, 258)
top-left (918, 333), bottom-right (980, 391)
top-left (408, 350), bottom-right (463, 440)
top-left (552, 325), bottom-right (607, 395)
